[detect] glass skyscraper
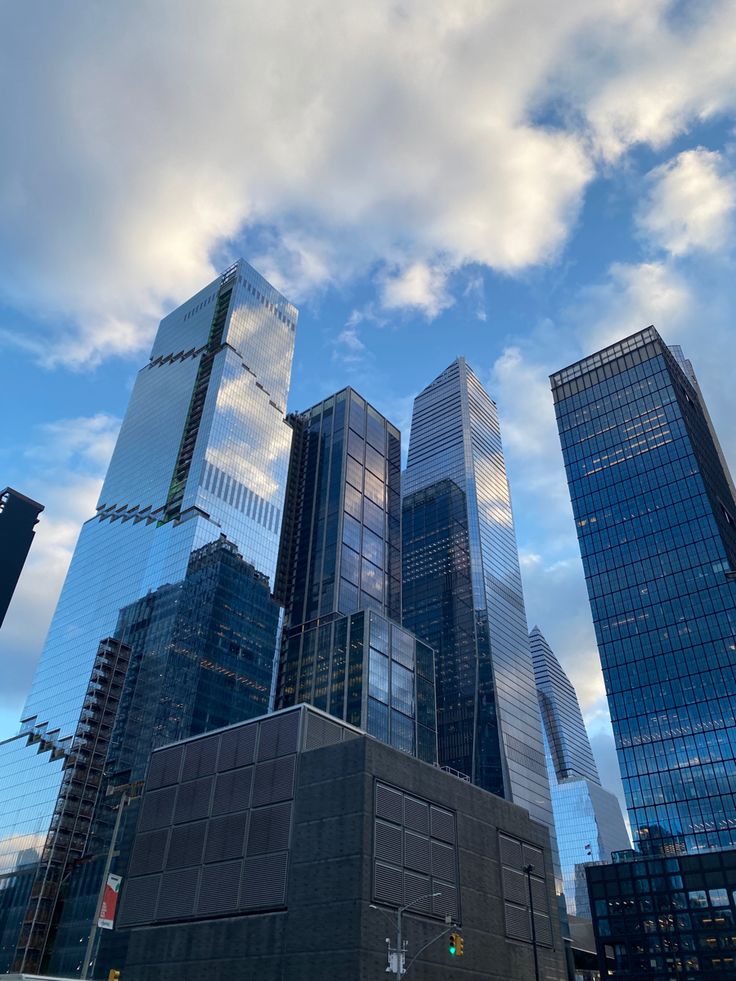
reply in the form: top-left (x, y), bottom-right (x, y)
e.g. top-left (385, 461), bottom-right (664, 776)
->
top-left (275, 388), bottom-right (437, 763)
top-left (531, 626), bottom-right (630, 916)
top-left (49, 537), bottom-right (282, 977)
top-left (0, 259), bottom-right (298, 970)
top-left (402, 358), bottom-right (554, 834)
top-left (550, 326), bottom-right (736, 855)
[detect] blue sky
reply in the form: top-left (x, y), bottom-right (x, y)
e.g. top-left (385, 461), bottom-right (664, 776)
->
top-left (1, 1), bottom-right (736, 808)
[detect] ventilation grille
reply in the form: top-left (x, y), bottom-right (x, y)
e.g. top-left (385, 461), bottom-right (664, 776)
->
top-left (372, 781), bottom-right (459, 922)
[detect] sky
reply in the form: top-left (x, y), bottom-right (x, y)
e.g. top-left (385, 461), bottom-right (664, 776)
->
top-left (1, 0), bottom-right (736, 812)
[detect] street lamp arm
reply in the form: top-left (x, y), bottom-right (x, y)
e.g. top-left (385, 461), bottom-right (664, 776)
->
top-left (403, 922), bottom-right (458, 975)
top-left (398, 891), bottom-right (441, 915)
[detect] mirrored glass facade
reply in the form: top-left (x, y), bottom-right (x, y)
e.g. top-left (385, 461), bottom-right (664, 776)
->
top-left (402, 359), bottom-right (555, 836)
top-left (551, 327), bottom-right (736, 855)
top-left (531, 627), bottom-right (630, 916)
top-left (49, 537), bottom-right (282, 977)
top-left (587, 848), bottom-right (736, 979)
top-left (275, 388), bottom-right (436, 763)
top-left (0, 259), bottom-right (297, 971)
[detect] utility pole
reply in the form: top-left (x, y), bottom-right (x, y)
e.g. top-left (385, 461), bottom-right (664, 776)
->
top-left (81, 781), bottom-right (142, 979)
top-left (372, 892), bottom-right (442, 977)
top-left (523, 864), bottom-right (541, 981)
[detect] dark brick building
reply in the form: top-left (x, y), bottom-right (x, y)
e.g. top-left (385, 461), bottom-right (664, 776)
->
top-left (115, 705), bottom-right (567, 980)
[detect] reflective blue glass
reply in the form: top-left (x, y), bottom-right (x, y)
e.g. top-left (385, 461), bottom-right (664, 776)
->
top-left (551, 327), bottom-right (736, 855)
top-left (402, 358), bottom-right (555, 837)
top-left (0, 259), bottom-right (297, 968)
top-left (533, 628), bottom-right (630, 916)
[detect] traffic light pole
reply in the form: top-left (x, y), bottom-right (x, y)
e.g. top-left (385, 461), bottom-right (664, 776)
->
top-left (373, 892), bottom-right (451, 977)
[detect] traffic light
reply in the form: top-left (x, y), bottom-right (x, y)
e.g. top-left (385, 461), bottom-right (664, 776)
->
top-left (108, 971), bottom-right (120, 981)
top-left (448, 932), bottom-right (458, 956)
top-left (456, 934), bottom-right (465, 956)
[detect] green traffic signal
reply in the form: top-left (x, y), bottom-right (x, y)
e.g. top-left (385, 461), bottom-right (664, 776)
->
top-left (449, 932), bottom-right (458, 956)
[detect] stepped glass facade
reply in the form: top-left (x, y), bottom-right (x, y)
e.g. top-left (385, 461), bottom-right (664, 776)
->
top-left (0, 259), bottom-right (297, 972)
top-left (550, 327), bottom-right (736, 855)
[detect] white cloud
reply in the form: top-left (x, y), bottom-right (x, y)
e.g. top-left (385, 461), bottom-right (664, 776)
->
top-left (0, 414), bottom-right (120, 735)
top-left (380, 262), bottom-right (453, 318)
top-left (638, 148), bottom-right (736, 256)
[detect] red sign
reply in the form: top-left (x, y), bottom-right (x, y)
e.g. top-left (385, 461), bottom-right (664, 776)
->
top-left (98, 873), bottom-right (122, 929)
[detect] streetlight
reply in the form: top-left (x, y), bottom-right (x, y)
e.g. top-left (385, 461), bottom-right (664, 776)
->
top-left (370, 892), bottom-right (441, 977)
top-left (523, 864), bottom-right (541, 981)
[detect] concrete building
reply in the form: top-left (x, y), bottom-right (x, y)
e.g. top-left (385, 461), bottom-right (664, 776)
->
top-left (114, 705), bottom-right (568, 981)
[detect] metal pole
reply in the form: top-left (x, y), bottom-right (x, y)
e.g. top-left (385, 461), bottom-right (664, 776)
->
top-left (524, 864), bottom-right (541, 981)
top-left (397, 905), bottom-right (402, 978)
top-left (81, 792), bottom-right (127, 979)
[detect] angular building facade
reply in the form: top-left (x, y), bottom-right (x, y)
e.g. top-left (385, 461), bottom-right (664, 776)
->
top-left (274, 388), bottom-right (437, 763)
top-left (550, 326), bottom-right (736, 855)
top-left (48, 536), bottom-right (282, 976)
top-left (0, 259), bottom-right (298, 971)
top-left (402, 358), bottom-right (554, 835)
top-left (0, 487), bottom-right (43, 629)
top-left (531, 627), bottom-right (630, 916)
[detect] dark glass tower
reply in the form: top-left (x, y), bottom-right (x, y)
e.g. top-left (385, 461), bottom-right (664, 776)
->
top-left (0, 487), bottom-right (43, 629)
top-left (531, 627), bottom-right (630, 916)
top-left (402, 359), bottom-right (555, 835)
top-left (275, 388), bottom-right (437, 763)
top-left (48, 536), bottom-right (282, 976)
top-left (550, 326), bottom-right (736, 854)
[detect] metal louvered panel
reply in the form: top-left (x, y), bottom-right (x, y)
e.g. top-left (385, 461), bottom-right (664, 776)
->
top-left (166, 821), bottom-right (207, 870)
top-left (212, 767), bottom-right (253, 815)
top-left (375, 821), bottom-right (403, 865)
top-left (257, 711), bottom-right (300, 760)
top-left (155, 867), bottom-right (199, 921)
top-left (429, 806), bottom-right (455, 843)
top-left (375, 783), bottom-right (403, 824)
top-left (534, 912), bottom-right (553, 947)
top-left (240, 852), bottom-right (288, 909)
top-left (404, 872), bottom-right (431, 910)
top-left (218, 722), bottom-right (257, 771)
top-left (499, 833), bottom-right (523, 868)
top-left (375, 862), bottom-right (404, 905)
top-left (431, 840), bottom-right (456, 882)
top-left (196, 860), bottom-right (242, 917)
top-left (431, 879), bottom-right (457, 919)
top-left (252, 756), bottom-right (295, 806)
top-left (117, 874), bottom-right (161, 929)
top-left (303, 712), bottom-right (344, 751)
top-left (404, 831), bottom-right (430, 873)
top-left (173, 776), bottom-right (214, 824)
top-left (129, 829), bottom-right (169, 876)
top-left (505, 902), bottom-right (531, 942)
top-left (184, 735), bottom-right (219, 779)
top-left (246, 802), bottom-right (292, 856)
top-left (404, 796), bottom-right (429, 834)
top-left (502, 866), bottom-right (527, 906)
top-left (138, 786), bottom-right (177, 832)
top-left (531, 875), bottom-right (549, 914)
top-left (147, 745), bottom-right (184, 790)
top-left (522, 843), bottom-right (543, 870)
top-left (204, 811), bottom-right (248, 864)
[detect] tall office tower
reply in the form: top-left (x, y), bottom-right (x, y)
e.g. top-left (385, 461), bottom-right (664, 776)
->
top-left (0, 259), bottom-right (297, 970)
top-left (550, 326), bottom-right (736, 855)
top-left (402, 358), bottom-right (554, 834)
top-left (48, 537), bottom-right (282, 976)
top-left (0, 487), bottom-right (43, 628)
top-left (531, 627), bottom-right (630, 916)
top-left (275, 388), bottom-right (438, 763)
